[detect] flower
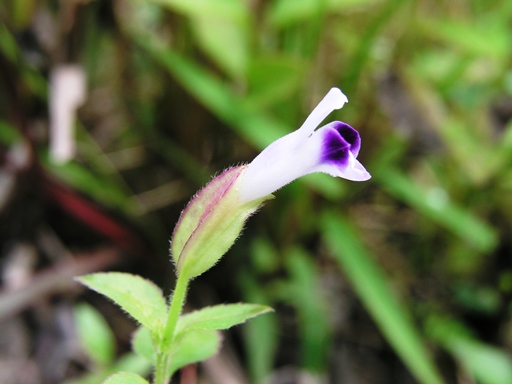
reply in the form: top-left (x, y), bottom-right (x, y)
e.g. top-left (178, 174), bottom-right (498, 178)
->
top-left (238, 87), bottom-right (370, 203)
top-left (171, 87), bottom-right (370, 279)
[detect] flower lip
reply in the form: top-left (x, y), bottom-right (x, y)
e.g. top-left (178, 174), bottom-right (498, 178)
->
top-left (321, 126), bottom-right (350, 167)
top-left (334, 121), bottom-right (361, 157)
top-left (319, 121), bottom-right (361, 168)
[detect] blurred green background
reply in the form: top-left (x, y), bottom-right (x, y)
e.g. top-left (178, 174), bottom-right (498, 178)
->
top-left (1, 0), bottom-right (512, 383)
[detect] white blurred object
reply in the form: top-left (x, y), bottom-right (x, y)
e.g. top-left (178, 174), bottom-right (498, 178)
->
top-left (49, 65), bottom-right (86, 163)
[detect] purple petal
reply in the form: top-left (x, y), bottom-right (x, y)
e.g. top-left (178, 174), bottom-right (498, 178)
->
top-left (320, 127), bottom-right (350, 167)
top-left (317, 123), bottom-right (370, 181)
top-left (330, 121), bottom-right (361, 157)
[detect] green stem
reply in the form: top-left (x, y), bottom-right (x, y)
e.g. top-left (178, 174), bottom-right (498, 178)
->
top-left (153, 352), bottom-right (169, 384)
top-left (164, 272), bottom-right (189, 345)
top-left (154, 272), bottom-right (189, 384)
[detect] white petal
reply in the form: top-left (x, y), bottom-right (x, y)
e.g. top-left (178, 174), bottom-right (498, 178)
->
top-left (238, 131), bottom-right (320, 203)
top-left (297, 88), bottom-right (348, 138)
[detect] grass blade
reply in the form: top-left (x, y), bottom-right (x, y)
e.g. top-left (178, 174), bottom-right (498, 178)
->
top-left (322, 212), bottom-right (444, 384)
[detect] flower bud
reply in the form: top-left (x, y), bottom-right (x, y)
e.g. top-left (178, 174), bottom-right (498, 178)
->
top-left (171, 166), bottom-right (272, 279)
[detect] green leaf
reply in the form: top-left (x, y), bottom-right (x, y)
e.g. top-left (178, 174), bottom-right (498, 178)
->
top-left (437, 117), bottom-right (493, 184)
top-left (250, 237), bottom-right (280, 274)
top-left (322, 213), bottom-right (444, 384)
top-left (150, 0), bottom-right (247, 20)
top-left (131, 326), bottom-right (220, 376)
top-left (154, 0), bottom-right (251, 78)
top-left (102, 372), bottom-right (149, 384)
top-left (190, 14), bottom-right (248, 78)
top-left (374, 167), bottom-right (498, 252)
top-left (267, 0), bottom-right (379, 27)
top-left (427, 315), bottom-right (512, 384)
top-left (112, 353), bottom-right (153, 377)
top-left (176, 303), bottom-right (273, 335)
top-left (419, 18), bottom-right (509, 59)
top-left (169, 329), bottom-right (221, 376)
top-left (245, 55), bottom-right (305, 110)
top-left (74, 303), bottom-right (115, 366)
top-left (0, 120), bottom-right (22, 144)
top-left (0, 23), bottom-right (48, 99)
top-left (132, 327), bottom-right (155, 363)
top-left (282, 248), bottom-right (331, 371)
top-left (76, 273), bottom-right (168, 333)
top-left (0, 22), bottom-right (20, 62)
top-left (240, 275), bottom-right (278, 383)
top-left (63, 352), bottom-right (152, 384)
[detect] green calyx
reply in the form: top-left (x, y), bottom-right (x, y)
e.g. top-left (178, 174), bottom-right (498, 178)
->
top-left (171, 165), bottom-right (272, 280)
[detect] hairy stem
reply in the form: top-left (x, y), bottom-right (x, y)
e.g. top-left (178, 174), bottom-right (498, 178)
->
top-left (154, 272), bottom-right (189, 384)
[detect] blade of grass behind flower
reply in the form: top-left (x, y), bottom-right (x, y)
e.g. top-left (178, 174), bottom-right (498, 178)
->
top-left (239, 272), bottom-right (278, 383)
top-left (321, 212), bottom-right (444, 384)
top-left (132, 33), bottom-right (286, 147)
top-left (375, 166), bottom-right (497, 252)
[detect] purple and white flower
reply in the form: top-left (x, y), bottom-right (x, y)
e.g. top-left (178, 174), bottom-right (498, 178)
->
top-left (238, 87), bottom-right (371, 203)
top-left (172, 87), bottom-right (370, 279)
